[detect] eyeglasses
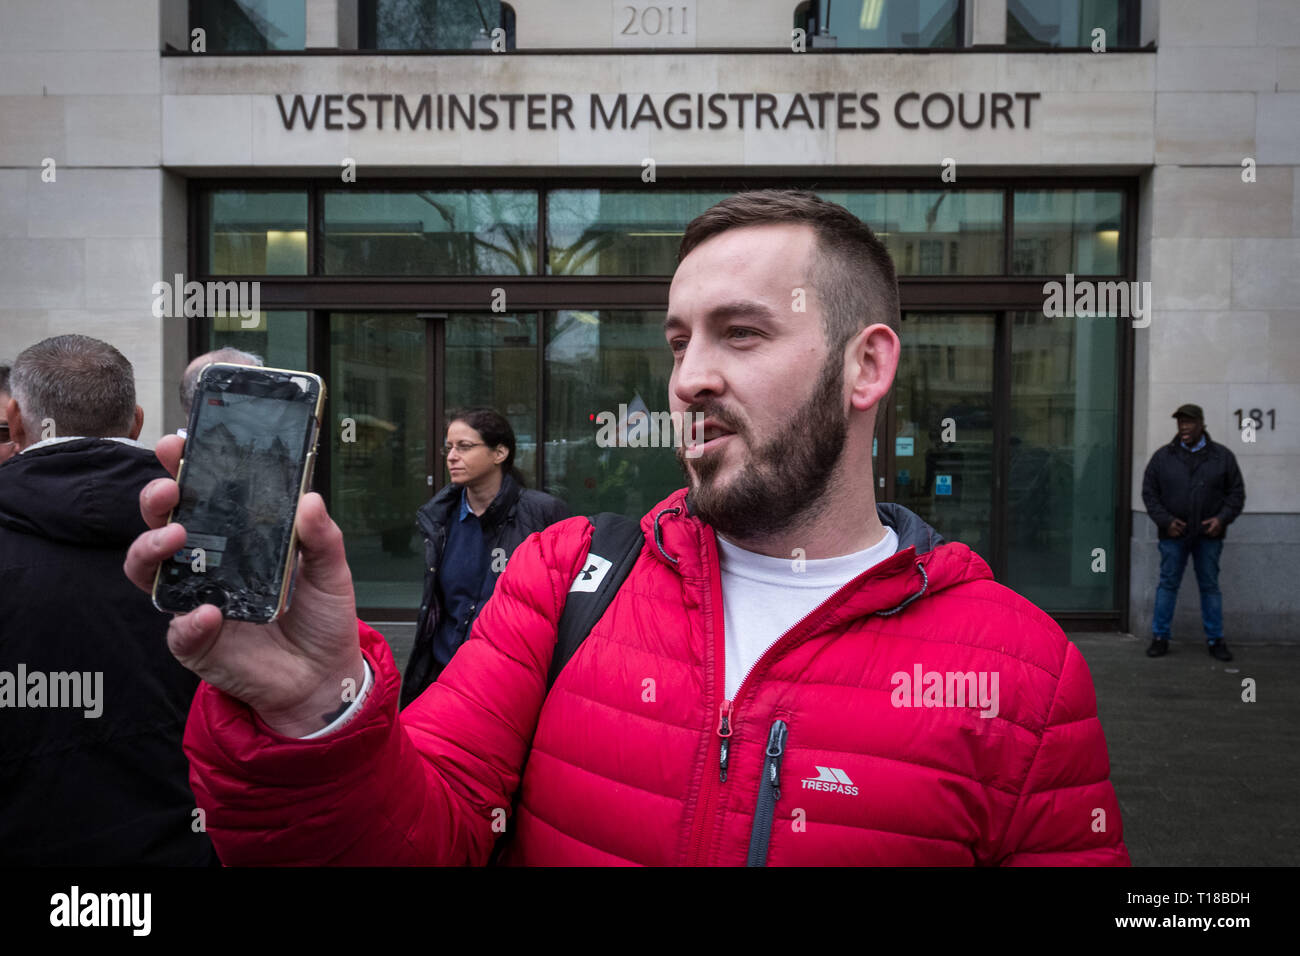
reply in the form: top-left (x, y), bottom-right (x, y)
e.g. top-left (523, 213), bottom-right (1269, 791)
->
top-left (442, 440), bottom-right (486, 456)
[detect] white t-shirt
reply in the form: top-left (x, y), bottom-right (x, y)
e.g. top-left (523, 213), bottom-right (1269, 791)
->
top-left (716, 527), bottom-right (900, 701)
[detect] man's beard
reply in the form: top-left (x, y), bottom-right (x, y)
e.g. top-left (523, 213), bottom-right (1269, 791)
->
top-left (677, 353), bottom-right (849, 539)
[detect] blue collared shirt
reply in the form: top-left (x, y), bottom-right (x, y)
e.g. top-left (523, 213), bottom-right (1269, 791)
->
top-left (1180, 434), bottom-right (1207, 453)
top-left (431, 488), bottom-right (488, 669)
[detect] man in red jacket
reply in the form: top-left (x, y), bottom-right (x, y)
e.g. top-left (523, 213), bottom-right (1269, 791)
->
top-left (125, 190), bottom-right (1129, 865)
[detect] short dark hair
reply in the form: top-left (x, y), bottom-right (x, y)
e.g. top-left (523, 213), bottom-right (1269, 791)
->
top-left (10, 335), bottom-right (136, 438)
top-left (678, 189), bottom-right (901, 355)
top-left (447, 406), bottom-right (523, 486)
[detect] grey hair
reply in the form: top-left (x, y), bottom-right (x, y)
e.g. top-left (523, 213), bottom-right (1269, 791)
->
top-left (10, 335), bottom-right (137, 438)
top-left (180, 347), bottom-right (264, 413)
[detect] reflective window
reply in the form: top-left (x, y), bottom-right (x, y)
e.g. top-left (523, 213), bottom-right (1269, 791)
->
top-left (1006, 311), bottom-right (1118, 610)
top-left (544, 310), bottom-right (683, 517)
top-left (892, 313), bottom-right (995, 562)
top-left (207, 191), bottom-right (308, 275)
top-left (800, 0), bottom-right (963, 48)
top-left (323, 190), bottom-right (537, 275)
top-left (444, 313), bottom-right (540, 488)
top-left (360, 0), bottom-right (515, 50)
top-left (189, 0), bottom-right (306, 51)
top-left (329, 314), bottom-right (428, 609)
top-left (1007, 0), bottom-right (1138, 48)
top-left (208, 310), bottom-right (308, 371)
top-left (547, 190), bottom-right (730, 276)
top-left (1013, 189), bottom-right (1123, 275)
top-left (827, 190), bottom-right (1003, 275)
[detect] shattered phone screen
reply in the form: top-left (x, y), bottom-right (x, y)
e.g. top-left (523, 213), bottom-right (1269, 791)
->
top-left (156, 366), bottom-right (321, 622)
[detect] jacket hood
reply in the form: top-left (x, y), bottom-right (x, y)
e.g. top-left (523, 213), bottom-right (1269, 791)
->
top-left (0, 438), bottom-right (166, 547)
top-left (640, 487), bottom-right (991, 619)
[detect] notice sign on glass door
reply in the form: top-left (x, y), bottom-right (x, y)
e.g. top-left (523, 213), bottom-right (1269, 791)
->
top-left (935, 474), bottom-right (953, 496)
top-left (895, 436), bottom-right (914, 457)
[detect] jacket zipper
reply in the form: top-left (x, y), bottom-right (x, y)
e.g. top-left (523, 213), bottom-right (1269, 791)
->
top-left (716, 642), bottom-right (785, 784)
top-left (687, 530), bottom-right (730, 865)
top-left (687, 562), bottom-right (893, 864)
top-left (745, 718), bottom-right (788, 867)
top-left (717, 700), bottom-right (733, 781)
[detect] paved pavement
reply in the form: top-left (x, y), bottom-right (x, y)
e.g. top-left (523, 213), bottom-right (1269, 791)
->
top-left (365, 622), bottom-right (1299, 866)
top-left (1071, 632), bottom-right (1298, 867)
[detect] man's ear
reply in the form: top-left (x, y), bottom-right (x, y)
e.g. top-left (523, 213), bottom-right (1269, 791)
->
top-left (847, 323), bottom-right (900, 414)
top-left (129, 405), bottom-right (144, 441)
top-left (6, 397), bottom-right (27, 449)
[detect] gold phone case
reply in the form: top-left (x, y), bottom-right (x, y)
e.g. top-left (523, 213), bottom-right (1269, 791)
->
top-left (151, 363), bottom-right (326, 623)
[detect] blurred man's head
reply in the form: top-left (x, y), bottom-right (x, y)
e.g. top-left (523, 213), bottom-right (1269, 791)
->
top-left (180, 348), bottom-right (263, 415)
top-left (6, 336), bottom-right (143, 450)
top-left (666, 190), bottom-right (900, 540)
top-left (0, 365), bottom-right (15, 463)
top-left (1173, 403), bottom-right (1206, 446)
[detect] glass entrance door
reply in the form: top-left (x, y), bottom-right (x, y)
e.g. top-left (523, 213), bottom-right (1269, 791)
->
top-left (890, 312), bottom-right (996, 564)
top-left (328, 310), bottom-right (543, 614)
top-left (329, 313), bottom-right (429, 611)
top-left (444, 312), bottom-right (540, 485)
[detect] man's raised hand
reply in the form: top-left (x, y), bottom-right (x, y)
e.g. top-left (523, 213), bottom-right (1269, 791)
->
top-left (124, 434), bottom-right (366, 737)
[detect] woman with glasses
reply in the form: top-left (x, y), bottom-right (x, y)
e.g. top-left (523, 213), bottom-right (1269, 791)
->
top-left (400, 406), bottom-right (570, 708)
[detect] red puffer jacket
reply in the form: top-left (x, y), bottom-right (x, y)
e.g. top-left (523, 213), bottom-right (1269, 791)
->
top-left (184, 490), bottom-right (1129, 866)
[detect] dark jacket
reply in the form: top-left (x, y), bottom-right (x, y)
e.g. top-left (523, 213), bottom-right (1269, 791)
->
top-left (1141, 432), bottom-right (1246, 541)
top-left (401, 471), bottom-right (569, 708)
top-left (0, 438), bottom-right (216, 865)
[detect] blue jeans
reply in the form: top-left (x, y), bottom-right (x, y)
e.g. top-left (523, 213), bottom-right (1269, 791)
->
top-left (1152, 537), bottom-right (1224, 642)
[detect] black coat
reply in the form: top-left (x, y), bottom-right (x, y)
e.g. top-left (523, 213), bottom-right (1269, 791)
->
top-left (1141, 432), bottom-right (1246, 541)
top-left (400, 472), bottom-right (569, 708)
top-left (0, 439), bottom-right (216, 865)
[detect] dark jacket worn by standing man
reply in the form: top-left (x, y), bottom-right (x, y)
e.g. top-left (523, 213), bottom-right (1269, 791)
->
top-left (0, 438), bottom-right (216, 865)
top-left (1142, 431), bottom-right (1246, 541)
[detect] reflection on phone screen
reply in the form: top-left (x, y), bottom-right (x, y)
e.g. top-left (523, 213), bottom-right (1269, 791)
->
top-left (162, 377), bottom-right (316, 620)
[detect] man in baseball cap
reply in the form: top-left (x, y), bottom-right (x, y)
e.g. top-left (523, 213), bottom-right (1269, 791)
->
top-left (1140, 403), bottom-right (1246, 660)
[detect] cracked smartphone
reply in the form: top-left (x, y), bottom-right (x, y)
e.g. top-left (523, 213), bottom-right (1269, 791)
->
top-left (152, 363), bottom-right (325, 623)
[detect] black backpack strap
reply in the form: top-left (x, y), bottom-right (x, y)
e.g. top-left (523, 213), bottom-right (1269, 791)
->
top-left (546, 512), bottom-right (643, 690)
top-left (489, 513), bottom-right (642, 865)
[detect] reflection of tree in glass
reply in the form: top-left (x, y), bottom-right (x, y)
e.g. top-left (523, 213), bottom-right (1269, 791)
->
top-left (549, 227), bottom-right (617, 275)
top-left (410, 191), bottom-right (534, 274)
top-left (194, 0), bottom-right (292, 51)
top-left (373, 0), bottom-right (497, 49)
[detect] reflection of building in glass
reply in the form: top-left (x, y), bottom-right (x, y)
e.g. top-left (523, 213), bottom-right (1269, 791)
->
top-left (333, 316), bottom-right (426, 559)
top-left (183, 418), bottom-right (302, 595)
